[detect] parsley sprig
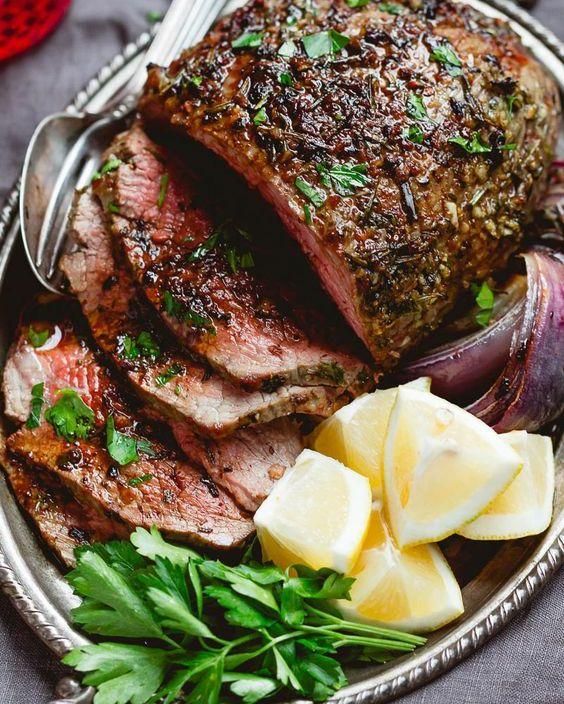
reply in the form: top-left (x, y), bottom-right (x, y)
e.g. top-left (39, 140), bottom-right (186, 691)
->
top-left (471, 281), bottom-right (495, 327)
top-left (316, 162), bottom-right (370, 197)
top-left (64, 528), bottom-right (425, 704)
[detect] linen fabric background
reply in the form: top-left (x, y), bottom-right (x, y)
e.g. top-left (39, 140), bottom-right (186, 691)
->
top-left (0, 1), bottom-right (563, 701)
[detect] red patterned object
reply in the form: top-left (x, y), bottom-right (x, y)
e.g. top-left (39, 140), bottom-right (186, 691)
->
top-left (0, 0), bottom-right (72, 61)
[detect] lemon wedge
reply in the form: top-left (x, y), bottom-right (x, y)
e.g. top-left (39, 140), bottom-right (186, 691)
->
top-left (459, 431), bottom-right (554, 540)
top-left (254, 449), bottom-right (372, 573)
top-left (384, 387), bottom-right (522, 548)
top-left (337, 508), bottom-right (464, 633)
top-left (309, 378), bottom-right (431, 497)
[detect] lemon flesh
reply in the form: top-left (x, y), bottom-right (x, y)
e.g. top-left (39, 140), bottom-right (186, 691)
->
top-left (384, 387), bottom-right (522, 548)
top-left (309, 378), bottom-right (431, 498)
top-left (254, 449), bottom-right (372, 573)
top-left (459, 431), bottom-right (554, 540)
top-left (337, 509), bottom-right (463, 633)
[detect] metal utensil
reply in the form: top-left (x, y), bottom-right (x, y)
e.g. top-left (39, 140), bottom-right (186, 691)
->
top-left (20, 0), bottom-right (228, 294)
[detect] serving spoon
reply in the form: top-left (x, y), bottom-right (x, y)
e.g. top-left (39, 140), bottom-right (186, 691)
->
top-left (20, 0), bottom-right (229, 295)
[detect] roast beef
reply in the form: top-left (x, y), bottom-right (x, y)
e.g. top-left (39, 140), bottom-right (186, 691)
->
top-left (140, 0), bottom-right (560, 367)
top-left (0, 436), bottom-right (126, 567)
top-left (4, 322), bottom-right (254, 549)
top-left (94, 123), bottom-right (373, 389)
top-left (61, 189), bottom-right (365, 439)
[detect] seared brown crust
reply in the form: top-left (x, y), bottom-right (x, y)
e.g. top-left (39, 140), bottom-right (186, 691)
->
top-left (140, 0), bottom-right (560, 366)
top-left (94, 124), bottom-right (373, 388)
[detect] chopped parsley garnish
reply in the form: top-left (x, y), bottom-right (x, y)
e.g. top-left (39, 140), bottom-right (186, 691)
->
top-left (318, 362), bottom-right (345, 385)
top-left (188, 75), bottom-right (203, 87)
top-left (295, 176), bottom-right (327, 208)
top-left (27, 326), bottom-right (50, 348)
top-left (378, 2), bottom-right (404, 13)
top-left (278, 39), bottom-right (297, 57)
top-left (62, 527), bottom-right (425, 704)
top-left (406, 92), bottom-right (428, 121)
top-left (430, 41), bottom-right (463, 76)
top-left (119, 331), bottom-right (161, 361)
top-left (449, 132), bottom-right (491, 154)
top-left (156, 363), bottom-right (183, 388)
top-left (106, 416), bottom-right (157, 466)
top-left (506, 94), bottom-right (519, 118)
top-left (107, 201), bottom-right (120, 214)
top-left (499, 143), bottom-right (517, 151)
top-left (186, 221), bottom-right (254, 274)
top-left (316, 162), bottom-right (370, 197)
top-left (403, 124), bottom-right (425, 144)
top-left (45, 389), bottom-right (95, 442)
top-left (253, 106), bottom-right (267, 125)
top-left (163, 291), bottom-right (215, 332)
top-left (279, 71), bottom-right (293, 86)
top-left (91, 157), bottom-right (123, 182)
top-left (157, 173), bottom-right (169, 209)
top-left (302, 29), bottom-right (350, 58)
top-left (346, 0), bottom-right (370, 6)
top-left (471, 281), bottom-right (495, 327)
top-left (303, 204), bottom-right (313, 225)
top-left (26, 382), bottom-right (44, 429)
top-left (231, 31), bottom-right (264, 49)
top-left (128, 473), bottom-right (154, 487)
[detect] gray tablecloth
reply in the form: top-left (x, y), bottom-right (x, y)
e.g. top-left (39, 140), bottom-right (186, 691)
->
top-left (0, 1), bottom-right (563, 702)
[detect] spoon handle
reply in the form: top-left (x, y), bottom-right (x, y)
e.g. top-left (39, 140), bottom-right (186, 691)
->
top-left (94, 0), bottom-right (229, 115)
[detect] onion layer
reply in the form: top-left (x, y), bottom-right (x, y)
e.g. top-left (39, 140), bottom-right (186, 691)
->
top-left (399, 249), bottom-right (564, 433)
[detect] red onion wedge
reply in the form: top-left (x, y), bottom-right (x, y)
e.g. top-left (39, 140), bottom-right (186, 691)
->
top-left (399, 249), bottom-right (564, 432)
top-left (468, 249), bottom-right (564, 432)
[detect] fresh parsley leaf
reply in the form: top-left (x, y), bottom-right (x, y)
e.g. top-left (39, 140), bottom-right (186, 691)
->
top-left (118, 331), bottom-right (161, 361)
top-left (44, 389), bottom-right (94, 441)
top-left (107, 201), bottom-right (120, 214)
top-left (302, 29), bottom-right (350, 58)
top-left (75, 540), bottom-right (147, 576)
top-left (91, 156), bottom-right (123, 182)
top-left (26, 382), bottom-right (44, 429)
top-left (295, 176), bottom-right (326, 208)
top-left (27, 326), bottom-right (50, 348)
top-left (199, 561), bottom-right (279, 612)
top-left (188, 75), bottom-right (203, 87)
top-left (499, 142), bottom-right (517, 151)
top-left (146, 10), bottom-right (163, 23)
top-left (378, 2), bottom-right (404, 13)
top-left (406, 92), bottom-right (427, 121)
top-left (105, 416), bottom-right (139, 466)
top-left (157, 172), bottom-right (170, 208)
top-left (293, 652), bottom-right (347, 701)
top-left (346, 0), bottom-right (370, 6)
top-left (279, 71), bottom-right (293, 86)
top-left (430, 41), bottom-right (463, 76)
top-left (287, 567), bottom-right (355, 601)
top-left (471, 281), bottom-right (495, 327)
top-left (226, 674), bottom-right (278, 704)
top-left (232, 32), bottom-right (264, 49)
top-left (204, 584), bottom-right (276, 629)
top-left (403, 124), bottom-right (425, 144)
top-left (234, 562), bottom-right (285, 585)
top-left (163, 290), bottom-right (215, 332)
top-left (316, 162), bottom-right (370, 197)
top-left (128, 473), bottom-right (154, 487)
top-left (131, 526), bottom-right (199, 566)
top-left (253, 106), bottom-right (267, 125)
top-left (63, 643), bottom-right (168, 704)
top-left (156, 363), bottom-right (183, 387)
top-left (303, 204), bottom-right (313, 224)
top-left (449, 132), bottom-right (491, 154)
top-left (278, 39), bottom-right (297, 57)
top-left (67, 550), bottom-right (163, 638)
top-left (140, 557), bottom-right (215, 638)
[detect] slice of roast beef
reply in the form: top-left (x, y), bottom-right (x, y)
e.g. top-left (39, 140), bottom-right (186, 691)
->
top-left (140, 0), bottom-right (560, 368)
top-left (1, 452), bottom-right (126, 568)
top-left (93, 123), bottom-right (373, 389)
top-left (61, 189), bottom-right (359, 439)
top-left (4, 323), bottom-right (253, 550)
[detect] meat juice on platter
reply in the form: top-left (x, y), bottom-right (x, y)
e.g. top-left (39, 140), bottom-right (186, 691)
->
top-left (1, 2), bottom-right (563, 703)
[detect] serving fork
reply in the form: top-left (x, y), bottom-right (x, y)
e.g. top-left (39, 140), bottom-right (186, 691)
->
top-left (20, 0), bottom-right (229, 295)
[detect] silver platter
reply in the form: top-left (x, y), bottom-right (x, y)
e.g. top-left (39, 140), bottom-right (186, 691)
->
top-left (0, 2), bottom-right (562, 703)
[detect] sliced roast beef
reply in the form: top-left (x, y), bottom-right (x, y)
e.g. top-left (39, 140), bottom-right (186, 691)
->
top-left (4, 323), bottom-right (253, 549)
top-left (1, 449), bottom-right (126, 567)
top-left (93, 123), bottom-right (373, 389)
top-left (140, 0), bottom-right (560, 368)
top-left (61, 189), bottom-right (362, 439)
